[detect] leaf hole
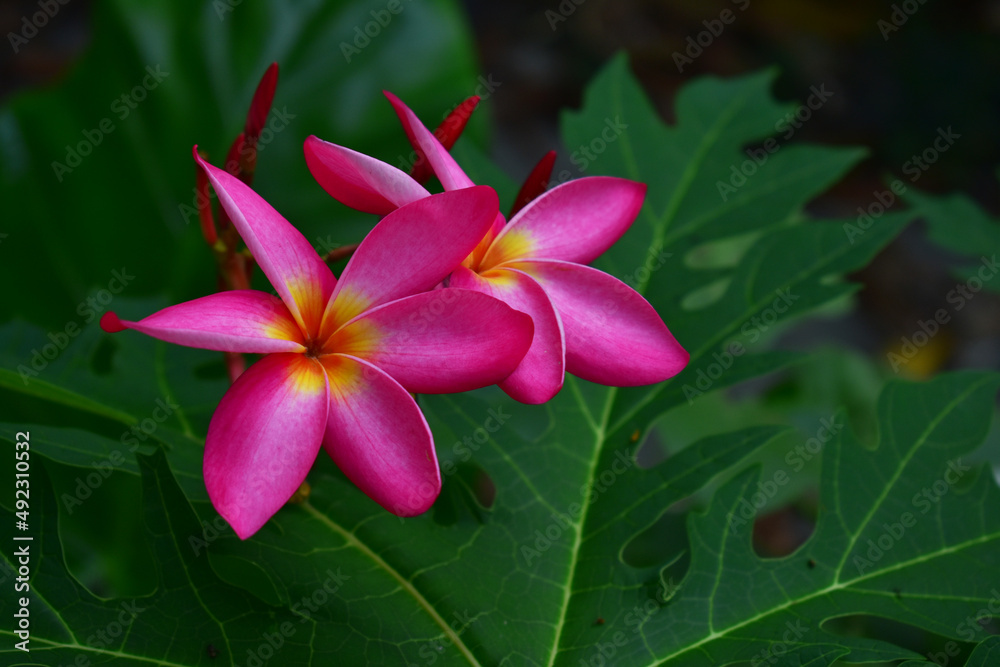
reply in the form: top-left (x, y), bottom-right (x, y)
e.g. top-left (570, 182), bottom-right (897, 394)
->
top-left (635, 427), bottom-right (668, 470)
top-left (751, 502), bottom-right (817, 559)
top-left (821, 614), bottom-right (983, 662)
top-left (680, 277), bottom-right (730, 311)
top-left (684, 232), bottom-right (762, 270)
top-left (621, 503), bottom-right (691, 574)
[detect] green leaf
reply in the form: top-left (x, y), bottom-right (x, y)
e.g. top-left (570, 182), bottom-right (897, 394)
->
top-left (558, 54), bottom-right (912, 441)
top-left (904, 185), bottom-right (1000, 293)
top-left (1, 0), bottom-right (481, 331)
top-left (0, 447), bottom-right (323, 665)
top-left (3, 38), bottom-right (943, 667)
top-left (556, 371), bottom-right (999, 667)
top-left (966, 636), bottom-right (1000, 667)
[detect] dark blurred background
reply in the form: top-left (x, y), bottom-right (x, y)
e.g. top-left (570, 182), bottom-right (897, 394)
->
top-left (3, 0), bottom-right (999, 372)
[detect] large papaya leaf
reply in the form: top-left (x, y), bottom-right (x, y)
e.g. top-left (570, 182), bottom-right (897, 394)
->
top-left (552, 371), bottom-right (1000, 666)
top-left (0, 50), bottom-right (937, 666)
top-left (6, 372), bottom-right (998, 666)
top-left (0, 443), bottom-right (343, 665)
top-left (557, 53), bottom-right (912, 441)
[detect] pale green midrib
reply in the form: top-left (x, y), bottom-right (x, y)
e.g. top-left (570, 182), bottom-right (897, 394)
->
top-left (653, 528), bottom-right (1000, 666)
top-left (633, 84), bottom-right (752, 299)
top-left (301, 503), bottom-right (482, 667)
top-left (0, 631), bottom-right (192, 666)
top-left (544, 385), bottom-right (617, 667)
top-left (0, 369), bottom-right (137, 426)
top-left (544, 74), bottom-right (753, 666)
top-left (706, 486), bottom-right (731, 636)
top-left (580, 429), bottom-right (784, 546)
top-left (658, 147), bottom-right (863, 249)
top-left (567, 379), bottom-right (600, 434)
top-left (604, 87), bottom-right (773, 440)
top-left (832, 378), bottom-right (988, 580)
top-left (0, 369), bottom-right (202, 448)
top-left (608, 209), bottom-right (886, 439)
top-left (0, 547), bottom-right (78, 642)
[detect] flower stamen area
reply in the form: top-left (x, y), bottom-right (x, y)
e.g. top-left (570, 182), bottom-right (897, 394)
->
top-left (304, 337), bottom-right (329, 358)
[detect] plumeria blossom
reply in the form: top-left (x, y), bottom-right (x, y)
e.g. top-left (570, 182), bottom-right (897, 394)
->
top-left (303, 93), bottom-right (689, 403)
top-left (101, 148), bottom-right (533, 539)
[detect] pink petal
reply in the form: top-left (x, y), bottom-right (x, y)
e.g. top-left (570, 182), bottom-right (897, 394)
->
top-left (204, 353), bottom-right (329, 539)
top-left (320, 355), bottom-right (440, 516)
top-left (195, 148), bottom-right (335, 334)
top-left (450, 266), bottom-right (564, 404)
top-left (323, 187), bottom-right (499, 329)
top-left (483, 177), bottom-right (646, 268)
top-left (331, 289), bottom-right (534, 394)
top-left (101, 291), bottom-right (305, 353)
top-left (384, 91), bottom-right (475, 191)
top-left (410, 96), bottom-right (481, 184)
top-left (514, 259), bottom-right (689, 386)
top-left (303, 135), bottom-right (429, 215)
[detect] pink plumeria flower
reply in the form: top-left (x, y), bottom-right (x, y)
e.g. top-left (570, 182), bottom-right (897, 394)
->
top-left (101, 148), bottom-right (533, 538)
top-left (303, 93), bottom-right (688, 403)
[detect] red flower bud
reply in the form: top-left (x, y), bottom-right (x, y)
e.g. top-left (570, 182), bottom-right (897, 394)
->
top-left (510, 150), bottom-right (556, 217)
top-left (410, 96), bottom-right (480, 184)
